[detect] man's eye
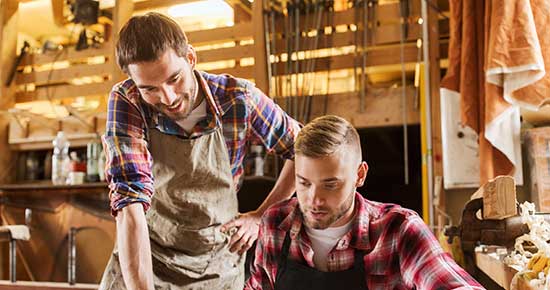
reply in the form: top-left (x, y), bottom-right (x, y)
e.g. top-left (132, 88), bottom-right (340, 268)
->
top-left (169, 75), bottom-right (180, 83)
top-left (299, 182), bottom-right (310, 187)
top-left (324, 184), bottom-right (338, 190)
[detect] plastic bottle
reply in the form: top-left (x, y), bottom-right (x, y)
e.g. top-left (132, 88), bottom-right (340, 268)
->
top-left (52, 131), bottom-right (70, 185)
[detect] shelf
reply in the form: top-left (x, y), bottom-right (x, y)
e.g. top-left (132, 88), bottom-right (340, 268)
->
top-left (0, 182), bottom-right (108, 197)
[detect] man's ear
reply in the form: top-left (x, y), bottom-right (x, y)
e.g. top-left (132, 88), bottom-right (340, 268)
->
top-left (186, 45), bottom-right (197, 68)
top-left (355, 161), bottom-right (368, 187)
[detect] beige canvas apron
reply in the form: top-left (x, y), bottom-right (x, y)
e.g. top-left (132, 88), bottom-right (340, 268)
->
top-left (99, 125), bottom-right (244, 290)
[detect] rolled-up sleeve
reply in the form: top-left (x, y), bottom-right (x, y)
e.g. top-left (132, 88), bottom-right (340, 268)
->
top-left (102, 87), bottom-right (154, 216)
top-left (247, 85), bottom-right (301, 160)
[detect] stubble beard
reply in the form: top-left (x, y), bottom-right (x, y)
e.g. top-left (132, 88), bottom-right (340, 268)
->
top-left (302, 191), bottom-right (355, 230)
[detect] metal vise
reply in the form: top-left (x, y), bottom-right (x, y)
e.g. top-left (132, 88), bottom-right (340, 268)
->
top-left (444, 198), bottom-right (529, 274)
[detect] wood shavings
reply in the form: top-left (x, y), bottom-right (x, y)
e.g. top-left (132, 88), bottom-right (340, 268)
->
top-left (504, 202), bottom-right (550, 290)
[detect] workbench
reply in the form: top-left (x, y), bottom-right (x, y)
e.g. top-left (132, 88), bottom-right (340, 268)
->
top-left (0, 182), bottom-right (113, 286)
top-left (475, 249), bottom-right (533, 290)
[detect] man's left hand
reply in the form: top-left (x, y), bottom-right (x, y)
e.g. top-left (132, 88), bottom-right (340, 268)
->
top-left (221, 211), bottom-right (262, 255)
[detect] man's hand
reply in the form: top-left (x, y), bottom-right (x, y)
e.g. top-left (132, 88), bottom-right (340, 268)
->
top-left (221, 211), bottom-right (262, 255)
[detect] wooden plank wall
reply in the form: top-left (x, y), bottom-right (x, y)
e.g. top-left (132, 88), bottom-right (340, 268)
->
top-left (6, 0), bottom-right (450, 149)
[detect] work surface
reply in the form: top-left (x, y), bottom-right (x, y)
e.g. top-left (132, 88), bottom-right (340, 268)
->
top-left (0, 281), bottom-right (97, 290)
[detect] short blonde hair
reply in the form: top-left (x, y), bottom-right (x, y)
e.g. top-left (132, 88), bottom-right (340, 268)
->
top-left (295, 115), bottom-right (362, 159)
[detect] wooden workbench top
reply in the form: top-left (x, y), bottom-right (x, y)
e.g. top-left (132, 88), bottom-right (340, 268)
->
top-left (0, 182), bottom-right (108, 197)
top-left (0, 281), bottom-right (97, 290)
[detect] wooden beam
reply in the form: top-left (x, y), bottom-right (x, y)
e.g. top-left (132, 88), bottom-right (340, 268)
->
top-left (196, 44), bottom-right (254, 64)
top-left (208, 65), bottom-right (254, 80)
top-left (133, 0), bottom-right (194, 11)
top-left (271, 44), bottom-right (422, 75)
top-left (15, 63), bottom-right (111, 85)
top-left (50, 0), bottom-right (65, 27)
top-left (276, 86), bottom-right (420, 128)
top-left (111, 0), bottom-right (133, 83)
top-left (16, 82), bottom-right (113, 103)
top-left (0, 0), bottom-right (19, 182)
top-left (0, 281), bottom-right (97, 290)
top-left (19, 45), bottom-right (111, 67)
top-left (188, 22), bottom-right (253, 46)
top-left (252, 0), bottom-right (269, 93)
top-left (0, 0), bottom-right (19, 280)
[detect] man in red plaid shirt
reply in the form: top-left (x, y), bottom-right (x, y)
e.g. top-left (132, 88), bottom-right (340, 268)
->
top-left (245, 115), bottom-right (485, 290)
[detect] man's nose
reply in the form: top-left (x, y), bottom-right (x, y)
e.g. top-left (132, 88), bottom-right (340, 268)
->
top-left (159, 86), bottom-right (177, 106)
top-left (310, 188), bottom-right (325, 207)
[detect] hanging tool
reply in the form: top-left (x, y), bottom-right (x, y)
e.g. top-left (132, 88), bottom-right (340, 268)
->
top-left (293, 0), bottom-right (301, 119)
top-left (399, 0), bottom-right (410, 185)
top-left (269, 3), bottom-right (280, 100)
top-left (323, 0), bottom-right (334, 115)
top-left (6, 41), bottom-right (30, 86)
top-left (263, 0), bottom-right (273, 98)
top-left (303, 0), bottom-right (325, 123)
top-left (284, 1), bottom-right (293, 114)
top-left (359, 0), bottom-right (368, 113)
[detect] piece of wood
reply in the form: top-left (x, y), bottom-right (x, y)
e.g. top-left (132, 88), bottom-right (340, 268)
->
top-left (19, 45), bottom-right (111, 67)
top-left (475, 251), bottom-right (518, 290)
top-left (0, 0), bottom-right (20, 280)
top-left (277, 85), bottom-right (420, 128)
top-left (187, 22), bottom-right (253, 45)
top-left (196, 44), bottom-right (254, 64)
top-left (426, 0), bottom-right (445, 230)
top-left (9, 132), bottom-right (101, 151)
top-left (470, 175), bottom-right (517, 220)
top-left (15, 63), bottom-right (111, 85)
top-left (50, 0), bottom-right (65, 27)
top-left (16, 82), bottom-right (112, 103)
top-left (111, 0), bottom-right (133, 84)
top-left (252, 0), bottom-right (269, 93)
top-left (0, 281), bottom-right (97, 290)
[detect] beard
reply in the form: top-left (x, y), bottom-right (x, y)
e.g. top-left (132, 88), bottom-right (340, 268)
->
top-left (301, 191), bottom-right (355, 230)
top-left (155, 93), bottom-right (193, 121)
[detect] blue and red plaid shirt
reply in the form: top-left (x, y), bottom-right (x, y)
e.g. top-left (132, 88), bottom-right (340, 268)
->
top-left (102, 70), bottom-right (301, 215)
top-left (245, 193), bottom-right (484, 290)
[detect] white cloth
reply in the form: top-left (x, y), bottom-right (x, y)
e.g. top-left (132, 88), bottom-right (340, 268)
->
top-left (304, 220), bottom-right (353, 272)
top-left (175, 97), bottom-right (207, 133)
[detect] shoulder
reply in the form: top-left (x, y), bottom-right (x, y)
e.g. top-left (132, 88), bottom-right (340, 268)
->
top-left (109, 78), bottom-right (142, 106)
top-left (261, 197), bottom-right (298, 228)
top-left (362, 197), bottom-right (420, 233)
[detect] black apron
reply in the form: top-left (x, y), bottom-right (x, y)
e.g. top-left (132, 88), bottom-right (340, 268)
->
top-left (273, 230), bottom-right (368, 290)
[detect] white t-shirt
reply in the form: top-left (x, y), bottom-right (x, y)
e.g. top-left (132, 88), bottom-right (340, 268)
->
top-left (304, 219), bottom-right (353, 272)
top-left (175, 97), bottom-right (207, 133)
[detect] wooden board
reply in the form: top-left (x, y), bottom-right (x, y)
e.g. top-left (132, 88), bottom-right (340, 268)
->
top-left (471, 175), bottom-right (517, 220)
top-left (475, 251), bottom-right (518, 290)
top-left (278, 85), bottom-right (420, 128)
top-left (16, 82), bottom-right (113, 103)
top-left (187, 22), bottom-right (253, 45)
top-left (16, 63), bottom-right (111, 86)
top-left (0, 281), bottom-right (97, 290)
top-left (19, 45), bottom-right (112, 67)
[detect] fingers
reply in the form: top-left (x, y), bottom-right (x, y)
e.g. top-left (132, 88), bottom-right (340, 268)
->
top-left (221, 215), bottom-right (242, 232)
top-left (229, 225), bottom-right (247, 252)
top-left (229, 226), bottom-right (259, 254)
top-left (237, 233), bottom-right (258, 255)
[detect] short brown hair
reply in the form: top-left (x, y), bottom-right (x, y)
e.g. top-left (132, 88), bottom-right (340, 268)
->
top-left (116, 12), bottom-right (188, 73)
top-left (295, 115), bottom-right (362, 159)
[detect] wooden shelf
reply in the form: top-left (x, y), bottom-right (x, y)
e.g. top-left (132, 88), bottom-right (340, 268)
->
top-left (0, 280), bottom-right (97, 290)
top-left (0, 182), bottom-right (108, 197)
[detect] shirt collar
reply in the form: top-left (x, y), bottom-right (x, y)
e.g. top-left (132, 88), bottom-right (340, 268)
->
top-left (278, 192), bottom-right (373, 251)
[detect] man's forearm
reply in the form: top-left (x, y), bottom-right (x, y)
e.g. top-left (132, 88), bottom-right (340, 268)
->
top-left (116, 203), bottom-right (155, 290)
top-left (255, 159), bottom-right (295, 215)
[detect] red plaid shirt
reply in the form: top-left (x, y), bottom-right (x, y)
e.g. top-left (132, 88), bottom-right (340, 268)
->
top-left (245, 193), bottom-right (484, 290)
